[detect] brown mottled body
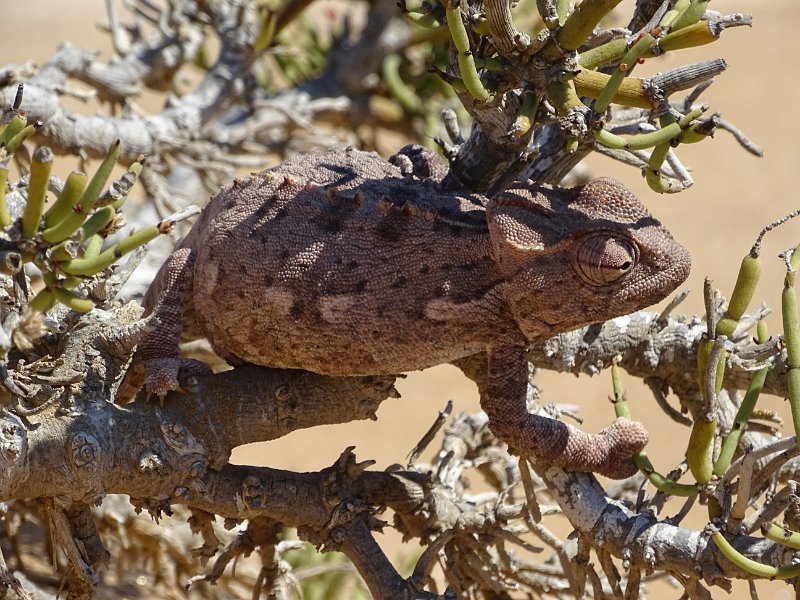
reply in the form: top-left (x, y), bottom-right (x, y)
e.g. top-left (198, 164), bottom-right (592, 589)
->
top-left (122, 146), bottom-right (691, 478)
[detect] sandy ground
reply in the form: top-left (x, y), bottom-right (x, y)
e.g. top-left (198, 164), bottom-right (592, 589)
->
top-left (3, 1), bottom-right (800, 598)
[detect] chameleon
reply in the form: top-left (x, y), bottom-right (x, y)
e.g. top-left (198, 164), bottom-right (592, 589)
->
top-left (118, 145), bottom-right (691, 478)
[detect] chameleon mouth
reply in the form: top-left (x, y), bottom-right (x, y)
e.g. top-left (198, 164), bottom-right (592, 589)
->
top-left (629, 242), bottom-right (692, 306)
top-left (659, 242), bottom-right (692, 288)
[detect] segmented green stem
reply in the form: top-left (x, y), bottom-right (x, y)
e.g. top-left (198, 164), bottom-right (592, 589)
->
top-left (782, 265), bottom-right (800, 449)
top-left (4, 124), bottom-right (37, 154)
top-left (80, 206), bottom-right (117, 239)
top-left (0, 113), bottom-right (27, 147)
top-left (43, 171), bottom-right (88, 229)
top-left (0, 161), bottom-right (9, 228)
top-left (557, 0), bottom-right (624, 51)
top-left (710, 527), bottom-right (800, 579)
top-left (58, 225), bottom-right (160, 276)
top-left (762, 522), bottom-right (800, 551)
top-left (713, 322), bottom-right (768, 477)
top-left (446, 0), bottom-right (491, 101)
top-left (595, 107), bottom-right (706, 150)
top-left (612, 364), bottom-right (697, 496)
top-left (717, 253), bottom-right (762, 337)
top-left (41, 140), bottom-right (121, 243)
top-left (23, 147), bottom-right (53, 239)
top-left (593, 33), bottom-right (655, 114)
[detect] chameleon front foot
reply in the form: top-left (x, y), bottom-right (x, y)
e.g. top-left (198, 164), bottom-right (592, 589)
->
top-left (116, 357), bottom-right (211, 404)
top-left (495, 414), bottom-right (648, 479)
top-left (484, 346), bottom-right (649, 478)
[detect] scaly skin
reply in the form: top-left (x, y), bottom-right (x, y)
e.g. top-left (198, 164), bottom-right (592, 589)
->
top-left (119, 145), bottom-right (691, 478)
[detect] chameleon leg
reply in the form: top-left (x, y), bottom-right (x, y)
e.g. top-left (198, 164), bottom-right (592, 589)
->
top-left (115, 247), bottom-right (196, 403)
top-left (483, 345), bottom-right (648, 479)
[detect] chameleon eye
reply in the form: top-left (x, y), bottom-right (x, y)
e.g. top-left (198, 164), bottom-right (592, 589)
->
top-left (574, 234), bottom-right (638, 286)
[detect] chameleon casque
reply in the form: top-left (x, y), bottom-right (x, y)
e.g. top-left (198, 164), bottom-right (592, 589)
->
top-left (120, 145), bottom-right (691, 478)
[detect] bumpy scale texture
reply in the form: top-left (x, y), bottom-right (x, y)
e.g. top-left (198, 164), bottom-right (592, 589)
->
top-left (120, 146), bottom-right (691, 478)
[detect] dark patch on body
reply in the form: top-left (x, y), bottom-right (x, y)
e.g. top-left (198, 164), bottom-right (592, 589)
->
top-left (289, 299), bottom-right (305, 320)
top-left (375, 215), bottom-right (407, 243)
top-left (311, 204), bottom-right (347, 234)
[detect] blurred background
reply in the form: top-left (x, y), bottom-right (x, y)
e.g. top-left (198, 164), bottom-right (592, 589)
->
top-left (3, 0), bottom-right (800, 597)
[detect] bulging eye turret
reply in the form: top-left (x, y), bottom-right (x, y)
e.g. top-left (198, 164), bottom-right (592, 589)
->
top-left (574, 234), bottom-right (638, 286)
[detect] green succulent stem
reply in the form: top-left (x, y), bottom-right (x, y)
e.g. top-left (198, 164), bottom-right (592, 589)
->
top-left (458, 54), bottom-right (491, 101)
top-left (4, 124), bottom-right (37, 154)
top-left (689, 332), bottom-right (726, 484)
top-left (43, 271), bottom-right (82, 290)
top-left (644, 141), bottom-right (677, 193)
top-left (401, 8), bottom-right (441, 28)
top-left (446, 1), bottom-right (470, 52)
top-left (0, 113), bottom-right (27, 147)
top-left (717, 253), bottom-right (762, 337)
top-left (710, 528), bottom-right (800, 579)
top-left (578, 38), bottom-right (629, 70)
top-left (0, 161), bottom-right (10, 228)
top-left (660, 0), bottom-right (691, 30)
top-left (52, 288), bottom-right (94, 313)
top-left (557, 0), bottom-right (624, 52)
top-left (83, 234), bottom-right (103, 260)
top-left (43, 171), bottom-right (88, 229)
top-left (670, 0), bottom-right (709, 31)
top-left (48, 241), bottom-right (74, 262)
top-left (446, 0), bottom-right (491, 101)
top-left (713, 348), bottom-right (768, 476)
top-left (57, 225), bottom-right (160, 276)
top-left (41, 140), bottom-right (121, 244)
top-left (81, 206), bottom-right (117, 239)
top-left (645, 111), bottom-right (684, 194)
top-left (555, 0), bottom-right (569, 25)
top-left (677, 121), bottom-right (716, 144)
top-left (595, 107), bottom-right (705, 151)
top-left (696, 337), bottom-right (726, 399)
top-left (686, 416), bottom-right (716, 484)
top-left (574, 70), bottom-right (651, 109)
top-left (29, 289), bottom-right (56, 313)
top-left (593, 32), bottom-right (655, 114)
top-left (23, 147), bottom-right (53, 240)
top-left (656, 20), bottom-right (720, 53)
top-left (782, 267), bottom-right (800, 450)
top-left (612, 364), bottom-right (697, 496)
top-left (547, 80), bottom-right (584, 114)
top-left (382, 54), bottom-right (424, 113)
top-left (56, 206), bottom-right (191, 278)
top-left (253, 8), bottom-right (278, 53)
top-left (762, 523), bottom-right (800, 551)
top-left (634, 453), bottom-right (698, 497)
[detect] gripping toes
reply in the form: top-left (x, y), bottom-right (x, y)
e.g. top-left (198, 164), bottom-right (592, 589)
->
top-left (144, 357), bottom-right (183, 401)
top-left (489, 413), bottom-right (648, 479)
top-left (567, 417), bottom-right (648, 479)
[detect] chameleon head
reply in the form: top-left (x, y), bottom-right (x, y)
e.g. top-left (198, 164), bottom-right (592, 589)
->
top-left (486, 177), bottom-right (691, 340)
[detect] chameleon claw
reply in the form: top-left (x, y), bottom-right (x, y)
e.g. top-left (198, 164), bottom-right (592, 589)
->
top-left (0, 363), bottom-right (31, 398)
